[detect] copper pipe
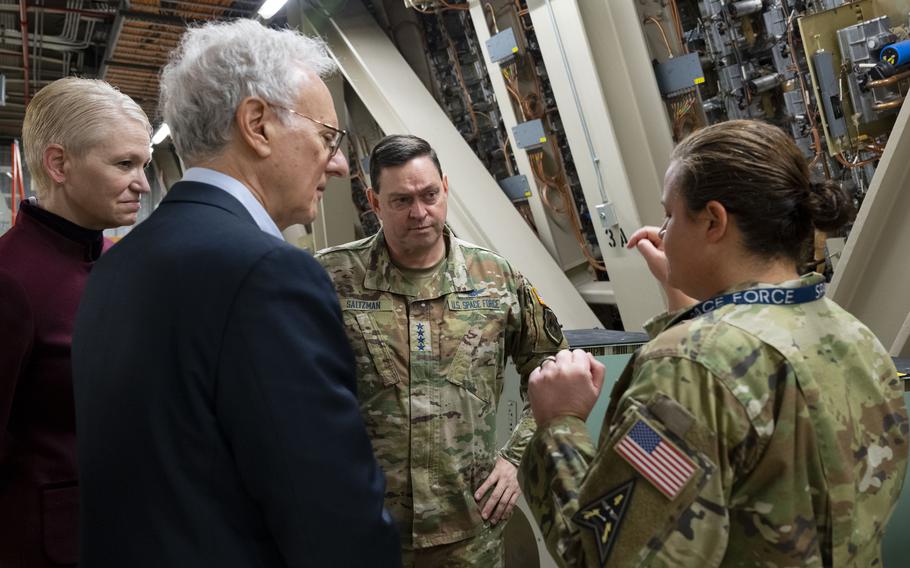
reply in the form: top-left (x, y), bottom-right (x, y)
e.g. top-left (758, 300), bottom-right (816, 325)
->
top-left (18, 0), bottom-right (30, 105)
top-left (835, 152), bottom-right (878, 169)
top-left (873, 98), bottom-right (903, 111)
top-left (668, 0), bottom-right (687, 53)
top-left (643, 16), bottom-right (673, 58)
top-left (867, 70), bottom-right (910, 88)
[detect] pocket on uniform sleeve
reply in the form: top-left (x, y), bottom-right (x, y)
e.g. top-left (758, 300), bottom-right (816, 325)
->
top-left (41, 483), bottom-right (79, 565)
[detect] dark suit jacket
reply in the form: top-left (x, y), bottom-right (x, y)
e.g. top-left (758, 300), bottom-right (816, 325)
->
top-left (72, 181), bottom-right (400, 568)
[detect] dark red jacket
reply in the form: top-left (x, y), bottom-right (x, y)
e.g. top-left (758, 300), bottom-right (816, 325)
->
top-left (0, 201), bottom-right (109, 567)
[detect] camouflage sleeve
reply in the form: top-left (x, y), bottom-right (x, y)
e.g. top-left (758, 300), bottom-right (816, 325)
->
top-left (523, 355), bottom-right (753, 567)
top-left (500, 275), bottom-right (569, 466)
top-left (520, 416), bottom-right (596, 567)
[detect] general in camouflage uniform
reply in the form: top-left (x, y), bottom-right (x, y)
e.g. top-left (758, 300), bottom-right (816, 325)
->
top-left (317, 229), bottom-right (566, 559)
top-left (521, 274), bottom-right (909, 567)
top-left (316, 134), bottom-right (567, 566)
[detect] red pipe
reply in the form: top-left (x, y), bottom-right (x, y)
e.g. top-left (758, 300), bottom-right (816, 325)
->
top-left (10, 143), bottom-right (16, 224)
top-left (19, 0), bottom-right (30, 105)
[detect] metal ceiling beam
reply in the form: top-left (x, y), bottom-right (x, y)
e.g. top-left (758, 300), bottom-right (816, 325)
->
top-left (828, 100), bottom-right (910, 356)
top-left (294, 0), bottom-right (600, 329)
top-left (104, 59), bottom-right (160, 72)
top-left (119, 23), bottom-right (185, 35)
top-left (98, 0), bottom-right (126, 79)
top-left (119, 9), bottom-right (204, 26)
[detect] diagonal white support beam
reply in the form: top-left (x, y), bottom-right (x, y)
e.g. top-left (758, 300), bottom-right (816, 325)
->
top-left (829, 100), bottom-right (910, 356)
top-left (295, 0), bottom-right (600, 329)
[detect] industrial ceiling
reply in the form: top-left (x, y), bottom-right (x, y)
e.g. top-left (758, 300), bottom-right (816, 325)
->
top-left (0, 0), bottom-right (261, 138)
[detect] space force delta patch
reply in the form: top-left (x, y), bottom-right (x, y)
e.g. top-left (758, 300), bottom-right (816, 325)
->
top-left (573, 480), bottom-right (635, 567)
top-left (615, 420), bottom-right (695, 499)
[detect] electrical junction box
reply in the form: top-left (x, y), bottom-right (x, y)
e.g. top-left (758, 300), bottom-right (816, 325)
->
top-left (595, 201), bottom-right (618, 229)
top-left (486, 28), bottom-right (520, 64)
top-left (653, 52), bottom-right (705, 96)
top-left (512, 119), bottom-right (547, 150)
top-left (498, 174), bottom-right (532, 201)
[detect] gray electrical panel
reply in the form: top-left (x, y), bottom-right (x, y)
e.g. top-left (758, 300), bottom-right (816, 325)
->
top-left (498, 174), bottom-right (532, 201)
top-left (653, 52), bottom-right (705, 96)
top-left (512, 119), bottom-right (547, 150)
top-left (485, 28), bottom-right (519, 64)
top-left (837, 16), bottom-right (893, 122)
top-left (813, 50), bottom-right (848, 140)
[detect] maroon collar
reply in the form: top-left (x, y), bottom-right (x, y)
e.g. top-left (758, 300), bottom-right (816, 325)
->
top-left (17, 200), bottom-right (105, 261)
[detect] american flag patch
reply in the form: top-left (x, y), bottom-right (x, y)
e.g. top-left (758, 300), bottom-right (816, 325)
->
top-left (615, 420), bottom-right (695, 499)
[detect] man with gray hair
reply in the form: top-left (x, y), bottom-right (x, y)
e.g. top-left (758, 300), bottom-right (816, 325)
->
top-left (72, 19), bottom-right (400, 567)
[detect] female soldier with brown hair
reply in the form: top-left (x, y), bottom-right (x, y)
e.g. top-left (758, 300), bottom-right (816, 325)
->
top-left (521, 119), bottom-right (908, 567)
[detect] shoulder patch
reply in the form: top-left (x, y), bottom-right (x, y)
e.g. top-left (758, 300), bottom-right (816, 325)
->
top-left (543, 306), bottom-right (563, 344)
top-left (614, 419), bottom-right (695, 499)
top-left (573, 479), bottom-right (635, 567)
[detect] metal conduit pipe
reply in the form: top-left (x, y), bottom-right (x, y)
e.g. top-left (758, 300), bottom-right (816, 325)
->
top-left (0, 4), bottom-right (111, 19)
top-left (1, 21), bottom-right (97, 52)
top-left (541, 0), bottom-right (608, 204)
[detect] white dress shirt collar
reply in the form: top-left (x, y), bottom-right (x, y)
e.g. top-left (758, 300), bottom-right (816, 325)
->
top-left (181, 167), bottom-right (284, 241)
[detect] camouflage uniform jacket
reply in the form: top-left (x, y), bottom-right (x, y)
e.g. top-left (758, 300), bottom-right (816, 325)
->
top-left (316, 228), bottom-right (567, 548)
top-left (521, 273), bottom-right (908, 567)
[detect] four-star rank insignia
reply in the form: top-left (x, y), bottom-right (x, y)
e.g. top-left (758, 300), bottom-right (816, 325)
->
top-left (572, 479), bottom-right (635, 567)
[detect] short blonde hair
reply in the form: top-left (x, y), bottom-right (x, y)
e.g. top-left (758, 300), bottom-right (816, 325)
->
top-left (23, 77), bottom-right (151, 194)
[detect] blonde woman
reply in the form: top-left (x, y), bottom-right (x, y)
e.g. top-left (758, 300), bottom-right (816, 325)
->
top-left (0, 77), bottom-right (150, 567)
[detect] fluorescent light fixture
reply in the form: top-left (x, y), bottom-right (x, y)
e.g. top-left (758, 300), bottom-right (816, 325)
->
top-left (258, 0), bottom-right (287, 19)
top-left (151, 123), bottom-right (170, 146)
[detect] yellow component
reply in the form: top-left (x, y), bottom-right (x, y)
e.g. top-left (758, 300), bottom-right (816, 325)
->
top-left (532, 287), bottom-right (547, 307)
top-left (602, 522), bottom-right (612, 544)
top-left (538, 136), bottom-right (547, 143)
top-left (694, 76), bottom-right (705, 85)
top-left (511, 46), bottom-right (519, 53)
top-left (523, 190), bottom-right (532, 197)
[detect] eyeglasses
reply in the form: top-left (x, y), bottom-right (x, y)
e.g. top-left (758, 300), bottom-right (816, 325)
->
top-left (273, 104), bottom-right (347, 158)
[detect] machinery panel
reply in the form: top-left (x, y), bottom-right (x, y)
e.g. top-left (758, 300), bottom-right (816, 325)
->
top-left (512, 118), bottom-right (548, 149)
top-left (654, 52), bottom-right (705, 96)
top-left (498, 173), bottom-right (533, 201)
top-left (486, 27), bottom-right (520, 64)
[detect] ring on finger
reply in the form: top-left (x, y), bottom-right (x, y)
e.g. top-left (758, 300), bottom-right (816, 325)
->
top-left (541, 356), bottom-right (557, 366)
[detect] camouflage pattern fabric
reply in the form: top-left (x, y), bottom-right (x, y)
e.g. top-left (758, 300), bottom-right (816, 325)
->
top-left (400, 521), bottom-right (505, 567)
top-left (316, 228), bottom-right (567, 549)
top-left (521, 273), bottom-right (908, 567)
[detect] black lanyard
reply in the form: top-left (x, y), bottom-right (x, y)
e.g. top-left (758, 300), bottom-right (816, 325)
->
top-left (678, 282), bottom-right (826, 322)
